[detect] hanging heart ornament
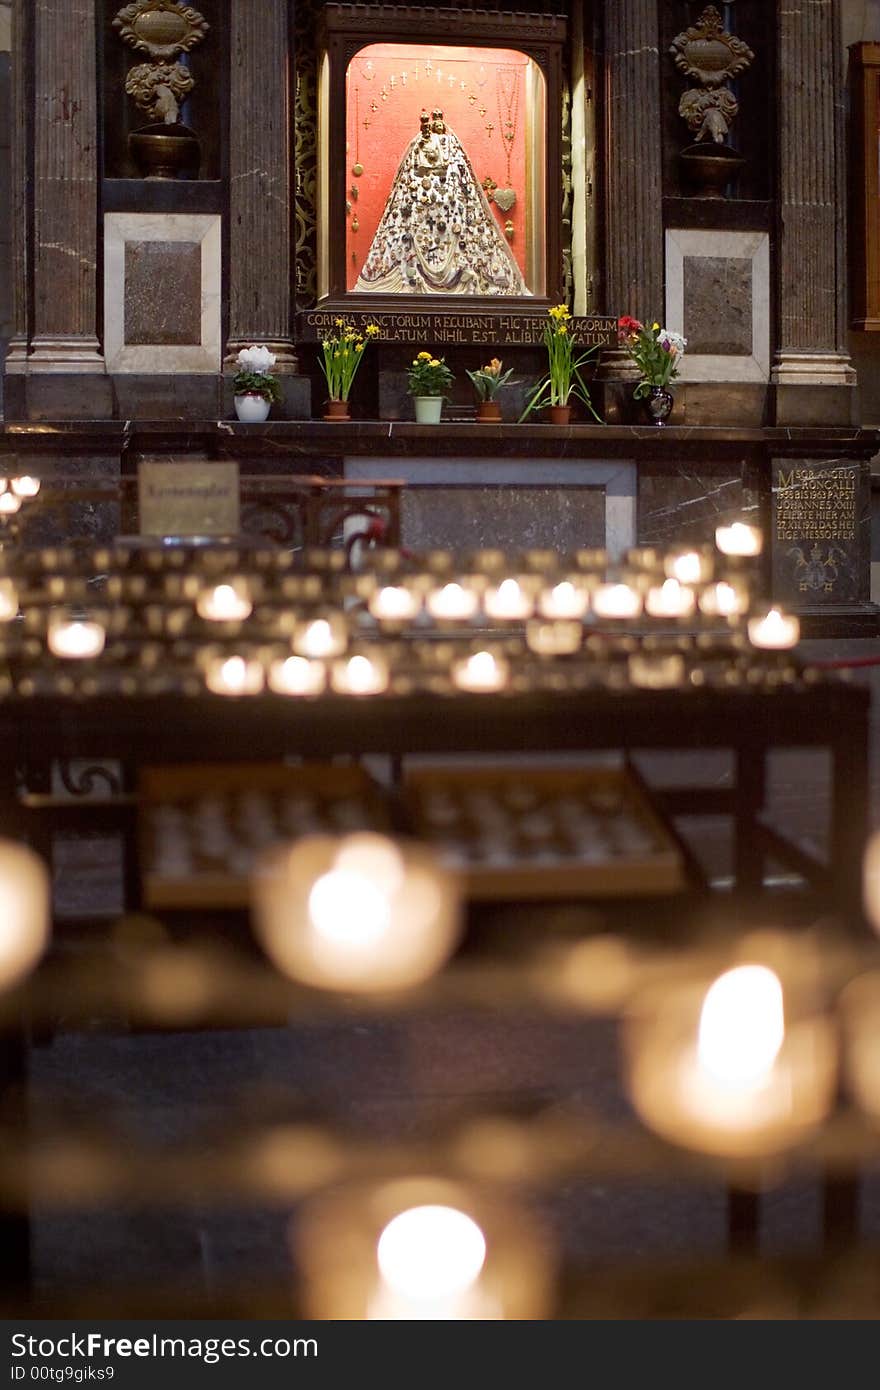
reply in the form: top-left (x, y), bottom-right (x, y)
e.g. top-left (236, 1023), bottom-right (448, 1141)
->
top-left (493, 187), bottom-right (516, 213)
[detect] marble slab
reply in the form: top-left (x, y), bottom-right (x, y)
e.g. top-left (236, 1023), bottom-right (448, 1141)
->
top-left (344, 455), bottom-right (637, 558)
top-left (666, 229), bottom-right (770, 383)
top-left (104, 213), bottom-right (221, 373)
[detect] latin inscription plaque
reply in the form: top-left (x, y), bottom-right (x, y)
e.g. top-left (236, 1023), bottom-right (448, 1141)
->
top-left (299, 310), bottom-right (617, 348)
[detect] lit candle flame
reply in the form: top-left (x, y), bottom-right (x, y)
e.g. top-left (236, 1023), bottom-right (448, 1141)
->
top-left (10, 477), bottom-right (41, 498)
top-left (427, 582), bottom-right (479, 621)
top-left (485, 578), bottom-right (532, 620)
top-left (715, 522), bottom-right (762, 557)
top-left (197, 582), bottom-right (252, 622)
top-left (697, 965), bottom-right (785, 1089)
top-left (747, 608), bottom-right (800, 650)
top-left (370, 585), bottom-right (420, 621)
top-left (376, 1205), bottom-right (486, 1305)
top-left (669, 551), bottom-right (703, 585)
top-left (540, 580), bottom-right (589, 619)
top-left (592, 583), bottom-right (641, 619)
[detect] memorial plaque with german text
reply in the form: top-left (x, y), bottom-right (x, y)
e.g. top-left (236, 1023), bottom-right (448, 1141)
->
top-left (772, 459), bottom-right (868, 607)
top-left (138, 461), bottom-right (240, 537)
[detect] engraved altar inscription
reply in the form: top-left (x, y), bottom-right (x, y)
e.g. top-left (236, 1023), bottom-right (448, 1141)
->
top-left (772, 462), bottom-right (862, 606)
top-left (299, 310), bottom-right (616, 348)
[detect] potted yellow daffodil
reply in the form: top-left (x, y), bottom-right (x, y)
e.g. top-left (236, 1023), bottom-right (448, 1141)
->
top-left (519, 304), bottom-right (601, 424)
top-left (318, 318), bottom-right (380, 420)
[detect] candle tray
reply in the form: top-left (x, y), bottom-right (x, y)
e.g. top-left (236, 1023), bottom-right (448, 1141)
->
top-left (401, 763), bottom-right (687, 899)
top-left (139, 762), bottom-right (391, 909)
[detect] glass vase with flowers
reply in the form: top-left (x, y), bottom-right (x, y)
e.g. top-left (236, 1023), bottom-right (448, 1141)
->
top-left (617, 316), bottom-right (687, 425)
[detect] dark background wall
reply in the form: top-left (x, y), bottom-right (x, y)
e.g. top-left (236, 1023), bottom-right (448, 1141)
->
top-left (0, 1), bottom-right (11, 416)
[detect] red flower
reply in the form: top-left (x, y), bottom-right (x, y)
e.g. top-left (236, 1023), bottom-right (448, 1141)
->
top-left (617, 315), bottom-right (643, 341)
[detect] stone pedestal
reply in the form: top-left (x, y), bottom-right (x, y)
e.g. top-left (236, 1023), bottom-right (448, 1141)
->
top-left (6, 0), bottom-right (28, 371)
top-left (225, 0), bottom-right (297, 374)
top-left (602, 0), bottom-right (664, 321)
top-left (772, 0), bottom-right (855, 421)
top-left (29, 0), bottom-right (103, 374)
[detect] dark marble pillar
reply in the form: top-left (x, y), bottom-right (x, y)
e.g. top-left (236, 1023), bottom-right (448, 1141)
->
top-left (772, 0), bottom-right (854, 405)
top-left (225, 0), bottom-right (297, 371)
top-left (6, 0), bottom-right (29, 370)
top-left (602, 0), bottom-right (664, 322)
top-left (29, 0), bottom-right (102, 371)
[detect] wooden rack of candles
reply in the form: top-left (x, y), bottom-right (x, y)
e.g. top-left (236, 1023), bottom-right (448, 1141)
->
top-left (0, 533), bottom-right (864, 922)
top-left (0, 532), bottom-right (869, 1311)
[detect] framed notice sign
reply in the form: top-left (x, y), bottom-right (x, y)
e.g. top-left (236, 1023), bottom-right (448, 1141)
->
top-left (138, 461), bottom-right (240, 537)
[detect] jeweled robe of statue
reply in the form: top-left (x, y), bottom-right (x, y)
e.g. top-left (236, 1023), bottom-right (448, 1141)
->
top-left (354, 110), bottom-right (529, 296)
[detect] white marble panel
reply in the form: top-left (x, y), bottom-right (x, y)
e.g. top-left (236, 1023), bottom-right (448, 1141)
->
top-left (665, 229), bottom-right (770, 383)
top-left (104, 212), bottom-right (221, 373)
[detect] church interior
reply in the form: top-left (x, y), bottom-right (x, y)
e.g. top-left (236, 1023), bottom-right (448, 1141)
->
top-left (3, 0), bottom-right (880, 1321)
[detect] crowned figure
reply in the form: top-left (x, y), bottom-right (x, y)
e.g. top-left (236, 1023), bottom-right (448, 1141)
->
top-left (354, 109), bottom-right (529, 296)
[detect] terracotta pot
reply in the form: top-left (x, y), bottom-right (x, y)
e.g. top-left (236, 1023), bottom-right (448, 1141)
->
top-left (476, 400), bottom-right (502, 423)
top-left (233, 393), bottom-right (271, 423)
top-left (546, 405), bottom-right (572, 426)
top-left (324, 399), bottom-right (351, 421)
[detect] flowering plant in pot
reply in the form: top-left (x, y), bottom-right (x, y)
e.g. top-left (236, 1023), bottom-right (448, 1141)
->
top-left (465, 358), bottom-right (516, 422)
top-left (518, 304), bottom-right (601, 424)
top-left (232, 346), bottom-right (282, 422)
top-left (407, 352), bottom-right (455, 423)
top-left (317, 318), bottom-right (380, 420)
top-left (617, 316), bottom-right (686, 424)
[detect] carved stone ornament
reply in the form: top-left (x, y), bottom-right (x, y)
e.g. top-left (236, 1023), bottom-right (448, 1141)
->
top-left (113, 1), bottom-right (208, 61)
top-left (125, 61), bottom-right (194, 123)
top-left (670, 6), bottom-right (754, 89)
top-left (670, 5), bottom-right (754, 146)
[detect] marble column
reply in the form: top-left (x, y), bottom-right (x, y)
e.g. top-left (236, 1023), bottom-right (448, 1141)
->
top-left (225, 0), bottom-right (297, 370)
top-left (29, 0), bottom-right (102, 371)
top-left (6, 0), bottom-right (29, 369)
top-left (772, 0), bottom-right (854, 389)
top-left (602, 0), bottom-right (664, 325)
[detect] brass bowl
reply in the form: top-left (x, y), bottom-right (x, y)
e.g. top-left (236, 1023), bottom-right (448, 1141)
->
top-left (128, 122), bottom-right (201, 179)
top-left (678, 142), bottom-right (745, 199)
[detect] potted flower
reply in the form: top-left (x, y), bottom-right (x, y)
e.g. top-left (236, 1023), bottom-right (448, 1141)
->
top-left (407, 352), bottom-right (455, 423)
top-left (465, 358), bottom-right (516, 422)
top-left (317, 317), bottom-right (381, 421)
top-left (518, 304), bottom-right (602, 424)
top-left (232, 345), bottom-right (283, 423)
top-left (617, 317), bottom-right (687, 424)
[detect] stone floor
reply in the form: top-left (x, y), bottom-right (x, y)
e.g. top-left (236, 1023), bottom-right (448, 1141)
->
top-left (24, 639), bottom-right (880, 1314)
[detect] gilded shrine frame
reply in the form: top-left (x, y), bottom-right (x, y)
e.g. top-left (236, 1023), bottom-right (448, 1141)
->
top-left (316, 4), bottom-right (566, 312)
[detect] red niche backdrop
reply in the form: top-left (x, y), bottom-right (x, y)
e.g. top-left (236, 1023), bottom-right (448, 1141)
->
top-left (345, 43), bottom-right (537, 295)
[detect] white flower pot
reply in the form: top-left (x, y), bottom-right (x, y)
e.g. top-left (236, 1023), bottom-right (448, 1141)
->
top-left (413, 396), bottom-right (444, 424)
top-left (234, 393), bottom-right (271, 423)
